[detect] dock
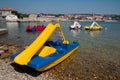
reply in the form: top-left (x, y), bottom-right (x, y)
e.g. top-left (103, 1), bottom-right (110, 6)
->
top-left (0, 28), bottom-right (8, 35)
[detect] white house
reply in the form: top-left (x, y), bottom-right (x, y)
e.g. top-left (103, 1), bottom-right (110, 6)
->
top-left (0, 8), bottom-right (14, 16)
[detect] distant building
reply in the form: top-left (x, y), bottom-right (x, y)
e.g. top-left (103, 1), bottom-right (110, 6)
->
top-left (86, 16), bottom-right (93, 20)
top-left (29, 14), bottom-right (38, 21)
top-left (0, 8), bottom-right (18, 21)
top-left (0, 8), bottom-right (15, 16)
top-left (94, 15), bottom-right (103, 21)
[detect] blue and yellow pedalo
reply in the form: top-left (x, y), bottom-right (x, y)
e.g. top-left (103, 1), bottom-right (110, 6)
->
top-left (10, 23), bottom-right (79, 71)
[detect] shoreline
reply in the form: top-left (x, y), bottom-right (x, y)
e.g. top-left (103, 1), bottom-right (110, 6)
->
top-left (0, 19), bottom-right (120, 23)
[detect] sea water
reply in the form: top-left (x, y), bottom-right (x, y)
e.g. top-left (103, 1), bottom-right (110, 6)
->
top-left (0, 21), bottom-right (120, 79)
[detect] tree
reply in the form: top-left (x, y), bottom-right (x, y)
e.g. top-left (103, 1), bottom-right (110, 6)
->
top-left (12, 11), bottom-right (29, 19)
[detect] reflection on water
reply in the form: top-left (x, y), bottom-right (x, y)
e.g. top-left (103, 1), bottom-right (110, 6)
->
top-left (6, 22), bottom-right (18, 27)
top-left (85, 30), bottom-right (101, 37)
top-left (70, 29), bottom-right (81, 37)
top-left (6, 22), bottom-right (19, 35)
top-left (0, 22), bottom-right (40, 46)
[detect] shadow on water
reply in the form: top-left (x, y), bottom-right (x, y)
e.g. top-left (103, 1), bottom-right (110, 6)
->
top-left (10, 63), bottom-right (42, 77)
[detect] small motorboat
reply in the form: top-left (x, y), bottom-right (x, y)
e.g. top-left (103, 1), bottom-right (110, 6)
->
top-left (69, 21), bottom-right (82, 29)
top-left (84, 21), bottom-right (102, 30)
top-left (11, 23), bottom-right (79, 71)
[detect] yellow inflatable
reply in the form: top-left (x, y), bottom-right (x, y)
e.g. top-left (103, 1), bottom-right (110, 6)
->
top-left (85, 21), bottom-right (102, 30)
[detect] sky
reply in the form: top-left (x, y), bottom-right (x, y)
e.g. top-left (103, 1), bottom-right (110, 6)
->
top-left (0, 0), bottom-right (120, 14)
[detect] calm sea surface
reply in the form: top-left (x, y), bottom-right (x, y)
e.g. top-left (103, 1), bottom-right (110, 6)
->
top-left (0, 21), bottom-right (120, 79)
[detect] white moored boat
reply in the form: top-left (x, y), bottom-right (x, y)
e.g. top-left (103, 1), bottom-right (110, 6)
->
top-left (70, 21), bottom-right (82, 29)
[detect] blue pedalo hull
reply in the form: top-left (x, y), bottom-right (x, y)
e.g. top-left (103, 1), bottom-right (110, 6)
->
top-left (11, 41), bottom-right (79, 70)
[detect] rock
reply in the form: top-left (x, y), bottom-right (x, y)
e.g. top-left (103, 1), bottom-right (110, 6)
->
top-left (17, 36), bottom-right (21, 39)
top-left (24, 46), bottom-right (28, 49)
top-left (3, 46), bottom-right (8, 52)
top-left (0, 50), bottom-right (4, 54)
top-left (9, 49), bottom-right (18, 54)
top-left (0, 41), bottom-right (4, 46)
top-left (8, 46), bottom-right (18, 54)
top-left (7, 43), bottom-right (15, 46)
top-left (0, 52), bottom-right (10, 59)
top-left (0, 46), bottom-right (4, 50)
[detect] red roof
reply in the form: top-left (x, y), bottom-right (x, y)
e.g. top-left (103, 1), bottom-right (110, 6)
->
top-left (1, 8), bottom-right (15, 11)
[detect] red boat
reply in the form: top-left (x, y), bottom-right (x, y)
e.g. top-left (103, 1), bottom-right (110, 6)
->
top-left (26, 25), bottom-right (46, 32)
top-left (35, 25), bottom-right (46, 31)
top-left (26, 26), bottom-right (33, 31)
